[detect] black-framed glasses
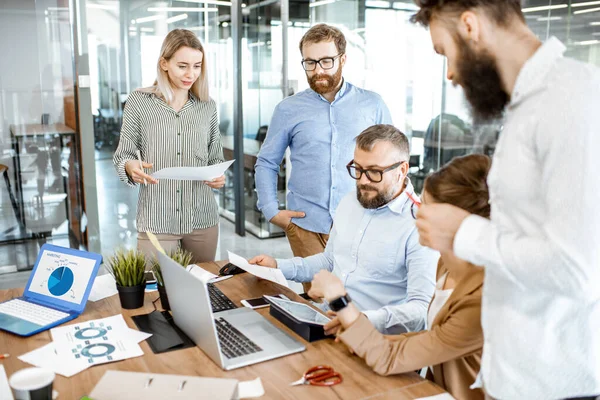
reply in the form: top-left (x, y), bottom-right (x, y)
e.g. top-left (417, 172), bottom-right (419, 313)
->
top-left (301, 53), bottom-right (343, 71)
top-left (346, 160), bottom-right (406, 183)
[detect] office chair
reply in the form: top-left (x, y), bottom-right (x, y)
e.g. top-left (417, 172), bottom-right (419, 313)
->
top-left (255, 125), bottom-right (268, 144)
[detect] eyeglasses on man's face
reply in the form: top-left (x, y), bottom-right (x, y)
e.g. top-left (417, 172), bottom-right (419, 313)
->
top-left (301, 53), bottom-right (343, 71)
top-left (346, 160), bottom-right (406, 183)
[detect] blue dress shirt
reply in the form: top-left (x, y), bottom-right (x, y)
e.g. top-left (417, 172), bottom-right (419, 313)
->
top-left (255, 80), bottom-right (393, 234)
top-left (277, 180), bottom-right (438, 334)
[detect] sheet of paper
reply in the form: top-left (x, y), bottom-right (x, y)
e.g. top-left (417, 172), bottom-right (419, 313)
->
top-left (51, 314), bottom-right (144, 370)
top-left (0, 365), bottom-right (14, 400)
top-left (185, 265), bottom-right (233, 284)
top-left (186, 264), bottom-right (218, 284)
top-left (18, 326), bottom-right (150, 378)
top-left (151, 160), bottom-right (235, 181)
top-left (18, 343), bottom-right (89, 378)
top-left (415, 393), bottom-right (456, 400)
top-left (88, 274), bottom-right (118, 302)
top-left (237, 377), bottom-right (265, 399)
top-left (227, 252), bottom-right (289, 288)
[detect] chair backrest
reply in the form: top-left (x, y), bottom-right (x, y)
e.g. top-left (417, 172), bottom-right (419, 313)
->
top-left (255, 125), bottom-right (268, 143)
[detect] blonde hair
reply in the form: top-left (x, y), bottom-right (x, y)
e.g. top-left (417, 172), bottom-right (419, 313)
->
top-left (140, 29), bottom-right (209, 103)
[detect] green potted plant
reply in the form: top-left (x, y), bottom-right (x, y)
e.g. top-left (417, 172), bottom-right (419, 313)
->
top-left (107, 248), bottom-right (147, 309)
top-left (152, 248), bottom-right (193, 311)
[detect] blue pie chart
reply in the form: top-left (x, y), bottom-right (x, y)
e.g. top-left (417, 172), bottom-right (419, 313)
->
top-left (48, 266), bottom-right (74, 296)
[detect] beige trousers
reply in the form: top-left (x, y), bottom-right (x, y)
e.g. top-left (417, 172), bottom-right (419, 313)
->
top-left (137, 225), bottom-right (219, 269)
top-left (285, 222), bottom-right (330, 293)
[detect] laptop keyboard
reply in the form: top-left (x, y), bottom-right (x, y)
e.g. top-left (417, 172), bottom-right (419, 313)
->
top-left (215, 317), bottom-right (262, 359)
top-left (208, 283), bottom-right (237, 313)
top-left (0, 299), bottom-right (69, 326)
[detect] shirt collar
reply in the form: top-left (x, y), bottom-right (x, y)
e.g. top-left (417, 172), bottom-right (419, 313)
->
top-left (315, 78), bottom-right (349, 102)
top-left (510, 37), bottom-right (566, 107)
top-left (380, 178), bottom-right (417, 215)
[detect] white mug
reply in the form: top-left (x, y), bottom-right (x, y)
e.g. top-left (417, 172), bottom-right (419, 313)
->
top-left (9, 367), bottom-right (54, 400)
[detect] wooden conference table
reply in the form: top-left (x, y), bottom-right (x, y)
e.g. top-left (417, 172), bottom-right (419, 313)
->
top-left (0, 261), bottom-right (446, 399)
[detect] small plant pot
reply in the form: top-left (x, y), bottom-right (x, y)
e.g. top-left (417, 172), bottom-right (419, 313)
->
top-left (157, 284), bottom-right (170, 311)
top-left (116, 282), bottom-right (146, 309)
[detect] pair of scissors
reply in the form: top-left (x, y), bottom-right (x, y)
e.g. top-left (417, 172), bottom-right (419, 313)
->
top-left (290, 365), bottom-right (343, 387)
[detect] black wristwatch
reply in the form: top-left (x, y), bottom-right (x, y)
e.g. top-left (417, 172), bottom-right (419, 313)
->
top-left (328, 294), bottom-right (352, 312)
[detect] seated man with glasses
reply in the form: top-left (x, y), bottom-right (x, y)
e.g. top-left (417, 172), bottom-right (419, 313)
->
top-left (250, 124), bottom-right (438, 335)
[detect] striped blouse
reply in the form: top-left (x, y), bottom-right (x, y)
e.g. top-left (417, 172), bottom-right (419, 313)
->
top-left (113, 90), bottom-right (224, 235)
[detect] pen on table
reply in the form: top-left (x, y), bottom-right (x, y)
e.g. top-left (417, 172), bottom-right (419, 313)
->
top-left (0, 353), bottom-right (10, 359)
top-left (136, 150), bottom-right (147, 186)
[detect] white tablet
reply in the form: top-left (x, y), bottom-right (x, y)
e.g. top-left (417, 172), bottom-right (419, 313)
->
top-left (263, 295), bottom-right (331, 326)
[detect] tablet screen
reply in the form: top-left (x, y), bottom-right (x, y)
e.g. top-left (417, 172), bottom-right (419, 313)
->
top-left (264, 296), bottom-right (331, 326)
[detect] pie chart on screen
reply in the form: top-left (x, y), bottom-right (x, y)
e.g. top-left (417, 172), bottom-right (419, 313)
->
top-left (48, 266), bottom-right (74, 296)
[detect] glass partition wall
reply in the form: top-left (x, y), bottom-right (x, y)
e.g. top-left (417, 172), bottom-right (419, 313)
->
top-left (0, 0), bottom-right (84, 272)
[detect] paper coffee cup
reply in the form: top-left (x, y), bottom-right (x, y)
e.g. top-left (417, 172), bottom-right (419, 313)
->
top-left (9, 367), bottom-right (54, 400)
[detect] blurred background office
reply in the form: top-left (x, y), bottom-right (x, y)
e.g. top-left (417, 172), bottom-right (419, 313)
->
top-left (1, 0), bottom-right (599, 283)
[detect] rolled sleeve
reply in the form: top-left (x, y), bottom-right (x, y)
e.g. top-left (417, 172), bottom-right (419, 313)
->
top-left (454, 214), bottom-right (490, 265)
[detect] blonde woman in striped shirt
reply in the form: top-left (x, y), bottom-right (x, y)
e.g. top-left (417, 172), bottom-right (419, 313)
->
top-left (114, 29), bottom-right (224, 264)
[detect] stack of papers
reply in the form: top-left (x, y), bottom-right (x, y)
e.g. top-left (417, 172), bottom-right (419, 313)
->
top-left (228, 252), bottom-right (289, 288)
top-left (19, 315), bottom-right (151, 377)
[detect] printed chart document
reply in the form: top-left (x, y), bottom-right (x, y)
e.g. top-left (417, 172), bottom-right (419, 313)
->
top-left (228, 251), bottom-right (289, 288)
top-left (151, 160), bottom-right (235, 181)
top-left (18, 324), bottom-right (151, 378)
top-left (50, 314), bottom-right (145, 371)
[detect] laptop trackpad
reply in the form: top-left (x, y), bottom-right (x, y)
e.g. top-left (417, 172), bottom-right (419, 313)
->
top-left (0, 313), bottom-right (41, 336)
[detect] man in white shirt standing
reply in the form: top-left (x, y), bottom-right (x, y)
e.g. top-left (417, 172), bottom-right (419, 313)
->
top-left (411, 1), bottom-right (600, 399)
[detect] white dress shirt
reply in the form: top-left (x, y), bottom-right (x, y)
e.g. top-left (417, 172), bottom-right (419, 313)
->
top-left (455, 37), bottom-right (600, 399)
top-left (278, 180), bottom-right (438, 334)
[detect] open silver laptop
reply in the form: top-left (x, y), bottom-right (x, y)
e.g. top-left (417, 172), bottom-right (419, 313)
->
top-left (157, 251), bottom-right (305, 370)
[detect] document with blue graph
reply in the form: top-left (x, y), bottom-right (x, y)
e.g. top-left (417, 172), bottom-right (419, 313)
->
top-left (50, 314), bottom-right (145, 369)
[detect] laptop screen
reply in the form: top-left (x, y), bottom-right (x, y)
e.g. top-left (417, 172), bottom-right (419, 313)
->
top-left (26, 245), bottom-right (101, 308)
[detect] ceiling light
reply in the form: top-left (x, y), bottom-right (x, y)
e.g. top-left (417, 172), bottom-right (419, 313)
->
top-left (522, 4), bottom-right (567, 12)
top-left (135, 15), bottom-right (163, 23)
top-left (537, 16), bottom-right (563, 21)
top-left (590, 21), bottom-right (600, 25)
top-left (148, 7), bottom-right (218, 12)
top-left (572, 1), bottom-right (600, 7)
top-left (310, 0), bottom-right (337, 7)
top-left (574, 39), bottom-right (600, 45)
top-left (574, 6), bottom-right (600, 14)
top-left (222, 22), bottom-right (229, 27)
top-left (166, 13), bottom-right (188, 24)
top-left (174, 0), bottom-right (231, 5)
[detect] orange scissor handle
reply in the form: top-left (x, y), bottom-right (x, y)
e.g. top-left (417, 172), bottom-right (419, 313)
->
top-left (305, 366), bottom-right (343, 386)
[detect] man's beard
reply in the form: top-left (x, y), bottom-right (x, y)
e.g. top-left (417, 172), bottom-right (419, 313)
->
top-left (356, 184), bottom-right (395, 209)
top-left (308, 66), bottom-right (343, 95)
top-left (455, 37), bottom-right (509, 124)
